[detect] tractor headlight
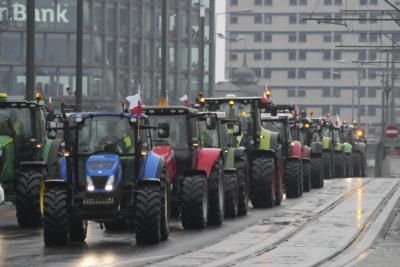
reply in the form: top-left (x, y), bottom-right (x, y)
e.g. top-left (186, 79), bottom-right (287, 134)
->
top-left (105, 175), bottom-right (115, 191)
top-left (86, 176), bottom-right (95, 192)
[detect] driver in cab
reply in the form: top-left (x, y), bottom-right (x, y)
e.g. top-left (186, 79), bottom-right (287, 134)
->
top-left (100, 123), bottom-right (133, 153)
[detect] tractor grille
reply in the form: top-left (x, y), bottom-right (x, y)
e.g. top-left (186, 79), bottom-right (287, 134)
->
top-left (91, 176), bottom-right (108, 189)
top-left (83, 197), bottom-right (115, 206)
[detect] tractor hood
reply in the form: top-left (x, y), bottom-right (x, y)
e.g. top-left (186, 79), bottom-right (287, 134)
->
top-left (86, 154), bottom-right (120, 177)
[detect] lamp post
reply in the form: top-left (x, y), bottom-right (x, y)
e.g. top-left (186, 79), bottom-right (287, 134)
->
top-left (217, 33), bottom-right (244, 81)
top-left (332, 70), bottom-right (357, 122)
top-left (26, 0), bottom-right (35, 100)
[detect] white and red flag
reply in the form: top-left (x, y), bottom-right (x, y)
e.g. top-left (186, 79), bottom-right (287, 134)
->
top-left (179, 94), bottom-right (189, 106)
top-left (126, 93), bottom-right (142, 116)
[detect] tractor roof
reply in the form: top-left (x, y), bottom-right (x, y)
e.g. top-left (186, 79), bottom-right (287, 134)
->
top-left (201, 96), bottom-right (263, 105)
top-left (143, 106), bottom-right (198, 115)
top-left (261, 113), bottom-right (294, 121)
top-left (68, 112), bottom-right (146, 120)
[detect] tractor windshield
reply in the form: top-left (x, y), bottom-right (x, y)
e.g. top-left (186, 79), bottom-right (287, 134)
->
top-left (147, 115), bottom-right (188, 149)
top-left (0, 108), bottom-right (33, 140)
top-left (198, 120), bottom-right (219, 148)
top-left (77, 116), bottom-right (135, 155)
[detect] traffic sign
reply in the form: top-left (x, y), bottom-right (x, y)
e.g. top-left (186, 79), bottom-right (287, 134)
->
top-left (386, 125), bottom-right (398, 138)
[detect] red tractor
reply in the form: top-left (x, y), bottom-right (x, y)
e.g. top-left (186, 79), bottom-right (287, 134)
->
top-left (144, 106), bottom-right (225, 229)
top-left (261, 105), bottom-right (304, 198)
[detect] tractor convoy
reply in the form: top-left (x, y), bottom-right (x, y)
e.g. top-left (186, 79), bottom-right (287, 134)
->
top-left (0, 92), bottom-right (368, 247)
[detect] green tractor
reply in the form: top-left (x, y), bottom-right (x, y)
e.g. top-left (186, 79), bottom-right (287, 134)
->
top-left (331, 124), bottom-right (347, 178)
top-left (198, 111), bottom-right (248, 217)
top-left (0, 93), bottom-right (63, 227)
top-left (199, 96), bottom-right (283, 209)
top-left (352, 127), bottom-right (367, 177)
top-left (339, 123), bottom-right (354, 177)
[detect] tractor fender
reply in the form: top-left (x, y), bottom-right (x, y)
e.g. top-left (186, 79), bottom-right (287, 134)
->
top-left (343, 143), bottom-right (353, 154)
top-left (302, 145), bottom-right (311, 160)
top-left (152, 145), bottom-right (176, 183)
top-left (138, 151), bottom-right (164, 185)
top-left (353, 143), bottom-right (366, 154)
top-left (58, 157), bottom-right (68, 182)
top-left (224, 168), bottom-right (237, 176)
top-left (290, 141), bottom-right (303, 158)
top-left (197, 147), bottom-right (222, 178)
top-left (224, 148), bottom-right (236, 169)
top-left (19, 161), bottom-right (46, 168)
top-left (310, 142), bottom-right (323, 155)
top-left (44, 138), bottom-right (64, 179)
top-left (286, 156), bottom-right (302, 163)
top-left (233, 146), bottom-right (246, 160)
top-left (250, 149), bottom-right (276, 161)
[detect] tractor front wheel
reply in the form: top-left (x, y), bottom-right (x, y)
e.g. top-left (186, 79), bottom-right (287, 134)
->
top-left (250, 157), bottom-right (276, 208)
top-left (224, 172), bottom-right (238, 218)
top-left (181, 175), bottom-right (208, 229)
top-left (322, 152), bottom-right (332, 179)
top-left (303, 161), bottom-right (311, 192)
top-left (285, 160), bottom-right (302, 198)
top-left (16, 167), bottom-right (44, 228)
top-left (208, 160), bottom-right (224, 225)
top-left (235, 157), bottom-right (249, 216)
top-left (334, 153), bottom-right (345, 178)
top-left (352, 153), bottom-right (362, 177)
top-left (43, 187), bottom-right (69, 246)
top-left (310, 157), bottom-right (324, 189)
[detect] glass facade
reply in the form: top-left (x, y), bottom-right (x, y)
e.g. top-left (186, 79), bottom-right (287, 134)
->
top-left (0, 0), bottom-right (215, 109)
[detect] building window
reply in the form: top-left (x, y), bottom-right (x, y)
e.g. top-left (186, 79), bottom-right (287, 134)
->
top-left (370, 12), bottom-right (378, 24)
top-left (253, 68), bottom-right (262, 78)
top-left (255, 0), bottom-right (262, 5)
top-left (289, 50), bottom-right (297, 61)
top-left (324, 33), bottom-right (332, 43)
top-left (358, 87), bottom-right (366, 97)
top-left (299, 33), bottom-right (307, 42)
top-left (360, 0), bottom-right (368, 5)
top-left (298, 69), bottom-right (306, 78)
top-left (299, 50), bottom-right (307, 60)
top-left (288, 69), bottom-right (296, 79)
top-left (322, 87), bottom-right (331, 97)
top-left (289, 33), bottom-right (297, 42)
top-left (359, 13), bottom-right (367, 24)
top-left (335, 0), bottom-right (342, 5)
top-left (264, 33), bottom-right (272, 42)
top-left (254, 32), bottom-right (262, 42)
top-left (264, 14), bottom-right (272, 24)
top-left (265, 0), bottom-right (273, 5)
top-left (230, 53), bottom-right (238, 61)
top-left (288, 89), bottom-right (296, 97)
top-left (230, 0), bottom-right (238, 5)
top-left (359, 106), bottom-right (366, 116)
top-left (289, 15), bottom-right (297, 24)
top-left (230, 16), bottom-right (238, 24)
top-left (359, 50), bottom-right (366, 60)
top-left (298, 90), bottom-right (306, 97)
top-left (368, 106), bottom-right (376, 116)
top-left (368, 69), bottom-right (377, 79)
top-left (290, 0), bottom-right (297, 5)
top-left (300, 0), bottom-right (307, 5)
top-left (359, 33), bottom-right (368, 42)
top-left (332, 106), bottom-right (340, 115)
top-left (324, 0), bottom-right (332, 4)
top-left (333, 71), bottom-right (341, 79)
top-left (334, 33), bottom-right (342, 42)
top-left (368, 88), bottom-right (377, 97)
top-left (264, 69), bottom-right (271, 78)
top-left (254, 14), bottom-right (262, 24)
top-left (370, 0), bottom-right (377, 4)
top-left (254, 50), bottom-right (262, 60)
top-left (370, 33), bottom-right (378, 42)
top-left (323, 70), bottom-right (331, 79)
top-left (264, 50), bottom-right (272, 60)
top-left (322, 106), bottom-right (330, 115)
top-left (333, 88), bottom-right (341, 97)
top-left (323, 50), bottom-right (331, 60)
top-left (369, 50), bottom-right (377, 60)
top-left (334, 51), bottom-right (341, 60)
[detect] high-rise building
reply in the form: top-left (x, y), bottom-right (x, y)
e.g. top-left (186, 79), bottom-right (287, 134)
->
top-left (225, 0), bottom-right (399, 136)
top-left (0, 0), bottom-right (215, 109)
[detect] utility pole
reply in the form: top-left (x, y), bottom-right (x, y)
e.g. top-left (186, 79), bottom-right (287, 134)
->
top-left (161, 0), bottom-right (167, 99)
top-left (26, 0), bottom-right (35, 100)
top-left (390, 40), bottom-right (396, 125)
top-left (357, 64), bottom-right (361, 124)
top-left (199, 1), bottom-right (205, 95)
top-left (76, 0), bottom-right (83, 112)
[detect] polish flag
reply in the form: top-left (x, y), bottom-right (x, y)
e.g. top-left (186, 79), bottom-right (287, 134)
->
top-left (179, 94), bottom-right (189, 106)
top-left (47, 96), bottom-right (53, 110)
top-left (126, 93), bottom-right (142, 116)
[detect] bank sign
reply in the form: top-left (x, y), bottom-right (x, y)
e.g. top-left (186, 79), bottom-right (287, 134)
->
top-left (0, 3), bottom-right (70, 23)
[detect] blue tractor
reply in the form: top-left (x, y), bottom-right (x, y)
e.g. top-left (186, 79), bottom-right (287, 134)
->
top-left (41, 112), bottom-right (171, 246)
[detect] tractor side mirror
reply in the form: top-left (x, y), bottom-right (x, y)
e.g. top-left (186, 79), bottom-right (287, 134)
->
top-left (233, 123), bottom-right (242, 136)
top-left (47, 121), bottom-right (57, 139)
top-left (158, 123), bottom-right (169, 138)
top-left (206, 117), bottom-right (216, 130)
top-left (0, 184), bottom-right (4, 205)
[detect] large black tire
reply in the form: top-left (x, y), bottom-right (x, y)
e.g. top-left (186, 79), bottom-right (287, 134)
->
top-left (160, 179), bottom-right (170, 241)
top-left (181, 175), bottom-right (208, 229)
top-left (43, 188), bottom-right (69, 246)
top-left (361, 155), bottom-right (367, 177)
top-left (275, 160), bottom-right (284, 206)
top-left (250, 157), bottom-right (276, 208)
top-left (310, 157), bottom-right (324, 189)
top-left (134, 185), bottom-right (162, 244)
top-left (224, 172), bottom-right (238, 218)
top-left (208, 160), bottom-right (224, 225)
top-left (235, 157), bottom-right (249, 216)
top-left (303, 161), bottom-right (311, 192)
top-left (344, 155), bottom-right (353, 177)
top-left (334, 153), bottom-right (345, 178)
top-left (352, 153), bottom-right (362, 177)
top-left (285, 160), bottom-right (302, 198)
top-left (15, 167), bottom-right (44, 228)
top-left (322, 152), bottom-right (332, 179)
top-left (69, 219), bottom-right (87, 242)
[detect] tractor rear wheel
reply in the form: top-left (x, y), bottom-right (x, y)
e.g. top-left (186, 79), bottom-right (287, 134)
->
top-left (16, 167), bottom-right (44, 228)
top-left (334, 153), bottom-right (345, 178)
top-left (303, 161), bottom-right (311, 192)
top-left (322, 152), bottom-right (332, 179)
top-left (224, 172), bottom-right (238, 218)
top-left (310, 157), bottom-right (324, 189)
top-left (235, 157), bottom-right (249, 216)
top-left (69, 219), bottom-right (87, 242)
top-left (43, 187), bottom-right (69, 246)
top-left (285, 160), bottom-right (302, 198)
top-left (208, 160), bottom-right (224, 225)
top-left (181, 175), bottom-right (208, 229)
top-left (344, 155), bottom-right (353, 177)
top-left (250, 157), bottom-right (276, 208)
top-left (352, 153), bottom-right (362, 177)
top-left (134, 185), bottom-right (162, 244)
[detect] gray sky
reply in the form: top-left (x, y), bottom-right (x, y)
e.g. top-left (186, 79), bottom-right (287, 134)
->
top-left (215, 1), bottom-right (226, 82)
